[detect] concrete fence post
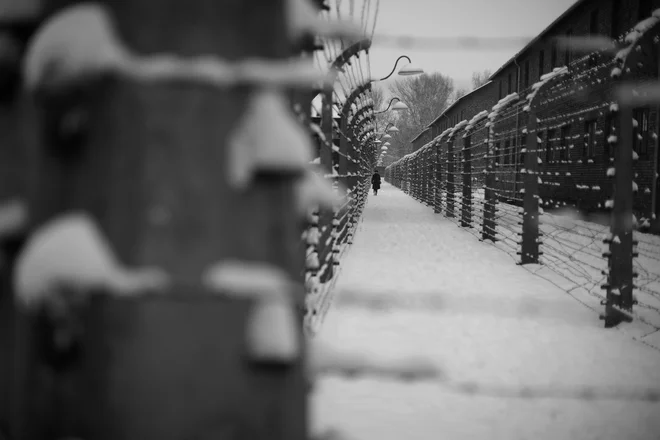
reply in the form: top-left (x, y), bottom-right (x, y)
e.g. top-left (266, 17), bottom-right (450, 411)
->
top-left (461, 135), bottom-right (473, 227)
top-left (602, 92), bottom-right (636, 327)
top-left (9, 0), bottom-right (310, 437)
top-left (482, 129), bottom-right (497, 241)
top-left (446, 139), bottom-right (456, 218)
top-left (425, 146), bottom-right (433, 205)
top-left (434, 140), bottom-right (443, 214)
top-left (519, 113), bottom-right (540, 264)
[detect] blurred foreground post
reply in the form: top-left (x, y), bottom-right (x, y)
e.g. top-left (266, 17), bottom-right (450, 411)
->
top-left (602, 91), bottom-right (635, 327)
top-left (0, 7), bottom-right (41, 437)
top-left (11, 0), bottom-right (308, 438)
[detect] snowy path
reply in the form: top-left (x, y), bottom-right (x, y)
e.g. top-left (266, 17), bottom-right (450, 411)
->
top-left (311, 183), bottom-right (660, 440)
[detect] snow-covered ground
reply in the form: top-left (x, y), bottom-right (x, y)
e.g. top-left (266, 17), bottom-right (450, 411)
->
top-left (433, 186), bottom-right (660, 339)
top-left (311, 182), bottom-right (660, 440)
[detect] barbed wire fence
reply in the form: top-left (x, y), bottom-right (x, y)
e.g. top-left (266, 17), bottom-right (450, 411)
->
top-left (385, 13), bottom-right (660, 347)
top-left (302, 0), bottom-right (383, 334)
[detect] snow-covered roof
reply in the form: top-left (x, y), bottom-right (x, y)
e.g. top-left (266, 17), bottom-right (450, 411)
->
top-left (487, 0), bottom-right (589, 81)
top-left (427, 80), bottom-right (493, 128)
top-left (410, 127), bottom-right (430, 143)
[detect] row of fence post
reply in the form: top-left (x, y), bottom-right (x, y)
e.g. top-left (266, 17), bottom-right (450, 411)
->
top-left (385, 92), bottom-right (638, 327)
top-left (0, 0), bottom-right (360, 437)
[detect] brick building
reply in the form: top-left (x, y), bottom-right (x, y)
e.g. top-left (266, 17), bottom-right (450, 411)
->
top-left (410, 127), bottom-right (432, 152)
top-left (408, 0), bottom-right (660, 221)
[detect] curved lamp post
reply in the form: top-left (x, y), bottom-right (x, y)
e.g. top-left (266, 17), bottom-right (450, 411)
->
top-left (372, 55), bottom-right (424, 82)
top-left (372, 123), bottom-right (398, 141)
top-left (375, 97), bottom-right (408, 115)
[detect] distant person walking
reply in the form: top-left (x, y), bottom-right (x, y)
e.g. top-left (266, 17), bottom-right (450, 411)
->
top-left (371, 171), bottom-right (381, 195)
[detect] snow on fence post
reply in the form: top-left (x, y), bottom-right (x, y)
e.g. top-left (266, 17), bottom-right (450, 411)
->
top-left (395, 162), bottom-right (400, 188)
top-left (416, 151), bottom-right (422, 200)
top-left (461, 134), bottom-right (473, 228)
top-left (413, 154), bottom-right (419, 200)
top-left (319, 90), bottom-right (335, 283)
top-left (346, 121), bottom-right (361, 244)
top-left (423, 149), bottom-right (428, 202)
top-left (11, 0), bottom-right (318, 437)
top-left (408, 157), bottom-right (412, 194)
top-left (416, 153), bottom-right (422, 200)
top-left (403, 158), bottom-right (408, 193)
top-left (411, 155), bottom-right (416, 198)
top-left (519, 109), bottom-right (540, 264)
top-left (602, 88), bottom-right (636, 327)
top-left (428, 146), bottom-right (435, 206)
top-left (338, 86), bottom-right (368, 248)
top-left (429, 146), bottom-right (435, 205)
top-left (407, 156), bottom-right (412, 195)
top-left (434, 139), bottom-right (443, 214)
top-left (426, 146), bottom-right (432, 204)
top-left (337, 107), bottom-right (350, 247)
top-left (446, 139), bottom-right (456, 218)
top-left (598, 15), bottom-right (660, 326)
top-left (482, 123), bottom-right (497, 241)
top-left (331, 135), bottom-right (341, 267)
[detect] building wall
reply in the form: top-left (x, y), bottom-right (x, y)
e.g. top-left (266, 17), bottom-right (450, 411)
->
top-left (411, 128), bottom-right (432, 152)
top-left (422, 0), bottom-right (660, 219)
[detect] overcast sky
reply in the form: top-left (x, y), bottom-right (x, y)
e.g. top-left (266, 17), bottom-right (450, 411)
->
top-left (368, 0), bottom-right (579, 91)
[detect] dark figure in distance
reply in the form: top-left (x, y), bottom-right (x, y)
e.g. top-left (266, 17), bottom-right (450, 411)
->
top-left (371, 171), bottom-right (381, 195)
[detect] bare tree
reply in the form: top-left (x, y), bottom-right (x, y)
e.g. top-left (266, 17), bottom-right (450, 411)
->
top-left (388, 73), bottom-right (454, 128)
top-left (471, 69), bottom-right (492, 89)
top-left (370, 84), bottom-right (386, 110)
top-left (380, 73), bottom-right (455, 161)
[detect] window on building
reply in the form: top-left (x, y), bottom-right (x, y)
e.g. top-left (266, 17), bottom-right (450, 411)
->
top-left (539, 50), bottom-right (545, 76)
top-left (524, 60), bottom-right (530, 89)
top-left (504, 139), bottom-right (511, 165)
top-left (546, 128), bottom-right (555, 163)
top-left (590, 8), bottom-right (599, 34)
top-left (498, 80), bottom-right (503, 99)
top-left (460, 109), bottom-right (464, 121)
top-left (560, 124), bottom-right (571, 160)
top-left (633, 108), bottom-right (650, 157)
top-left (639, 0), bottom-right (652, 20)
top-left (514, 70), bottom-right (518, 92)
top-left (604, 114), bottom-right (614, 163)
top-left (611, 0), bottom-right (621, 37)
top-left (584, 119), bottom-right (597, 157)
top-left (551, 41), bottom-right (558, 67)
top-left (508, 73), bottom-right (513, 94)
top-left (565, 29), bottom-right (572, 66)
